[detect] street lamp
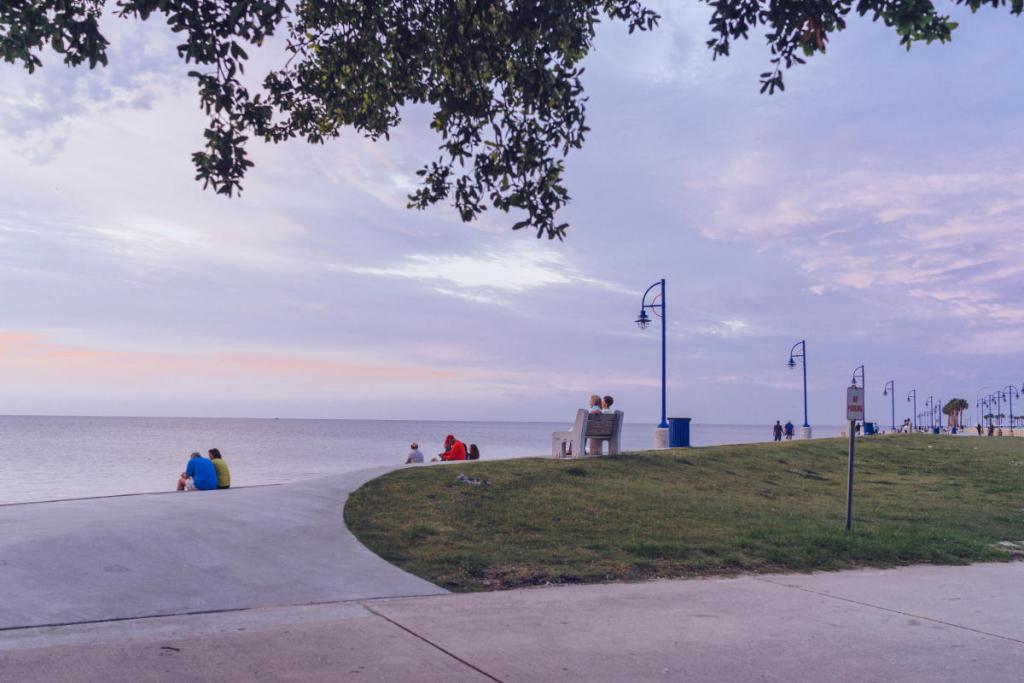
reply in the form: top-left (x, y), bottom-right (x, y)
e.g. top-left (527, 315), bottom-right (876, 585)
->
top-left (976, 386), bottom-right (992, 427)
top-left (787, 340), bottom-right (810, 437)
top-left (925, 396), bottom-right (935, 430)
top-left (635, 279), bottom-right (668, 434)
top-left (851, 365), bottom-right (865, 389)
top-left (882, 380), bottom-right (895, 432)
top-left (906, 389), bottom-right (917, 432)
top-left (1004, 385), bottom-right (1020, 435)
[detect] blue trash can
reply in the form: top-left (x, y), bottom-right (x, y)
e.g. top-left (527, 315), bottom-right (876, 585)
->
top-left (668, 417), bottom-right (691, 448)
top-left (864, 422), bottom-right (877, 436)
top-left (932, 426), bottom-right (940, 434)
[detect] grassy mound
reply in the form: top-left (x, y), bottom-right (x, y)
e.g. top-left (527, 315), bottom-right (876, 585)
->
top-left (344, 434), bottom-right (1024, 591)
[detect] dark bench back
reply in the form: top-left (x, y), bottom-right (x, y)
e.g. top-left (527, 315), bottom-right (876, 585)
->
top-left (585, 413), bottom-right (618, 438)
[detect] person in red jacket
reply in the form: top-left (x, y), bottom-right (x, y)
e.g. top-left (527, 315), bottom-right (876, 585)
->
top-left (438, 434), bottom-right (466, 461)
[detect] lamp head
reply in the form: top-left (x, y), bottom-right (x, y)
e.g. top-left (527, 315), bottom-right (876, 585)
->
top-left (787, 357), bottom-right (796, 369)
top-left (635, 309), bottom-right (650, 330)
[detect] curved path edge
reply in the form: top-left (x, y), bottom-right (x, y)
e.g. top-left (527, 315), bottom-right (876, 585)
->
top-left (0, 465), bottom-right (446, 631)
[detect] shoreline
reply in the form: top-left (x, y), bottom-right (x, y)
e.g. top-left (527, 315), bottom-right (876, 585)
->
top-left (6, 428), bottom-right (1013, 507)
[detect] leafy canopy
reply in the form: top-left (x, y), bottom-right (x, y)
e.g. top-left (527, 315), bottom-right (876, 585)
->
top-left (943, 398), bottom-right (969, 416)
top-left (2, 1), bottom-right (1020, 238)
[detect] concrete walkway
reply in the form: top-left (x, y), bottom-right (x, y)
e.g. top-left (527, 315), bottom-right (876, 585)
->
top-left (2, 563), bottom-right (1022, 681)
top-left (0, 467), bottom-right (445, 631)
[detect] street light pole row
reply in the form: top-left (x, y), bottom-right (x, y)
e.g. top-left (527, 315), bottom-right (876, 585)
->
top-left (975, 384), bottom-right (1023, 433)
top-left (637, 281), bottom-right (1021, 442)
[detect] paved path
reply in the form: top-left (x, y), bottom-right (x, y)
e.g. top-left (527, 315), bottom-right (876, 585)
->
top-left (0, 467), bottom-right (445, 631)
top-left (2, 563), bottom-right (1022, 681)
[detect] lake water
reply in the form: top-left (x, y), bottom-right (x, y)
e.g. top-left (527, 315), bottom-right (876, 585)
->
top-left (0, 416), bottom-right (844, 505)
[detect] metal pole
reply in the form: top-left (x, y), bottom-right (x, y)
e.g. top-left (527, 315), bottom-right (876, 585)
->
top-left (884, 381), bottom-right (894, 432)
top-left (659, 279), bottom-right (667, 429)
top-left (846, 420), bottom-right (855, 531)
top-left (802, 344), bottom-right (809, 429)
top-left (1008, 390), bottom-right (1014, 434)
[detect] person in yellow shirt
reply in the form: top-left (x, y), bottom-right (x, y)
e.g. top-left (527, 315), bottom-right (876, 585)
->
top-left (208, 448), bottom-right (231, 489)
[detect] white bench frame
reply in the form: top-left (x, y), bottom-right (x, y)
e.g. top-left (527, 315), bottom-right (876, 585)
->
top-left (552, 409), bottom-right (624, 458)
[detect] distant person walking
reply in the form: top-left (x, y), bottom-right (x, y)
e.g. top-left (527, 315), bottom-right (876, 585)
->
top-left (773, 421), bottom-right (783, 442)
top-left (208, 448), bottom-right (231, 489)
top-left (177, 452), bottom-right (217, 491)
top-left (784, 421), bottom-right (794, 440)
top-left (406, 442), bottom-right (424, 464)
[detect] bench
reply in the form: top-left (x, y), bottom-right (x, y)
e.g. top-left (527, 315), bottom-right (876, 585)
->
top-left (552, 409), bottom-right (624, 458)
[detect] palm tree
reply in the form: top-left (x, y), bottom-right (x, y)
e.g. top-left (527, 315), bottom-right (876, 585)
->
top-left (943, 398), bottom-right (970, 428)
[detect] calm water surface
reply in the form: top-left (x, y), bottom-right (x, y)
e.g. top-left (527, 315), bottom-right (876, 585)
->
top-left (0, 416), bottom-right (844, 505)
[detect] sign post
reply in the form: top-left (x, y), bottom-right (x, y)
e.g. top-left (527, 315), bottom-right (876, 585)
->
top-left (845, 384), bottom-right (865, 531)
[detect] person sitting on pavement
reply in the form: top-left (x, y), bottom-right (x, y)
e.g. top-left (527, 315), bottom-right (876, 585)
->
top-left (406, 442), bottom-right (424, 464)
top-left (601, 395), bottom-right (615, 413)
top-left (177, 452), bottom-right (218, 491)
top-left (434, 434), bottom-right (466, 462)
top-left (208, 448), bottom-right (231, 489)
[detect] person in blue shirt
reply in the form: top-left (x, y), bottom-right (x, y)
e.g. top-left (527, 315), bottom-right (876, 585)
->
top-left (176, 452), bottom-right (218, 491)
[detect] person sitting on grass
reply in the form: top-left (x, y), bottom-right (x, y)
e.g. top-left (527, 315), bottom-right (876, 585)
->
top-left (208, 448), bottom-right (230, 489)
top-left (406, 442), bottom-right (424, 464)
top-left (433, 435), bottom-right (466, 462)
top-left (177, 452), bottom-right (218, 491)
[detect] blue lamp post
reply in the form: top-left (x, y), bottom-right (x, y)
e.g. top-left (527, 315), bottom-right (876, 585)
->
top-left (906, 389), bottom-right (917, 432)
top-left (787, 340), bottom-right (810, 435)
top-left (976, 387), bottom-right (992, 427)
top-left (635, 279), bottom-right (668, 431)
top-left (851, 365), bottom-right (865, 389)
top-left (1003, 385), bottom-right (1019, 435)
top-left (882, 380), bottom-right (895, 432)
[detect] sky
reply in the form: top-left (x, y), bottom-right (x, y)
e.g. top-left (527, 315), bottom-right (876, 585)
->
top-left (1, 2), bottom-right (1022, 426)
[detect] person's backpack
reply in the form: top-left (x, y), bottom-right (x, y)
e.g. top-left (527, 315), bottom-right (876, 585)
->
top-left (468, 444), bottom-right (480, 460)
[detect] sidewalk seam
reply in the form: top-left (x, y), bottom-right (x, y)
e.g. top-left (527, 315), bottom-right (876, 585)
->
top-left (361, 602), bottom-right (503, 682)
top-left (0, 593), bottom-right (445, 634)
top-left (755, 577), bottom-right (1024, 646)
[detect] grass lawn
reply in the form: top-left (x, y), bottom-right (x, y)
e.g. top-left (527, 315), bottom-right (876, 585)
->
top-left (344, 434), bottom-right (1024, 592)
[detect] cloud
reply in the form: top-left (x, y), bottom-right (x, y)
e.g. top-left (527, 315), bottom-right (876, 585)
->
top-left (0, 330), bottom-right (459, 389)
top-left (686, 150), bottom-right (1024, 327)
top-left (337, 241), bottom-right (628, 302)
